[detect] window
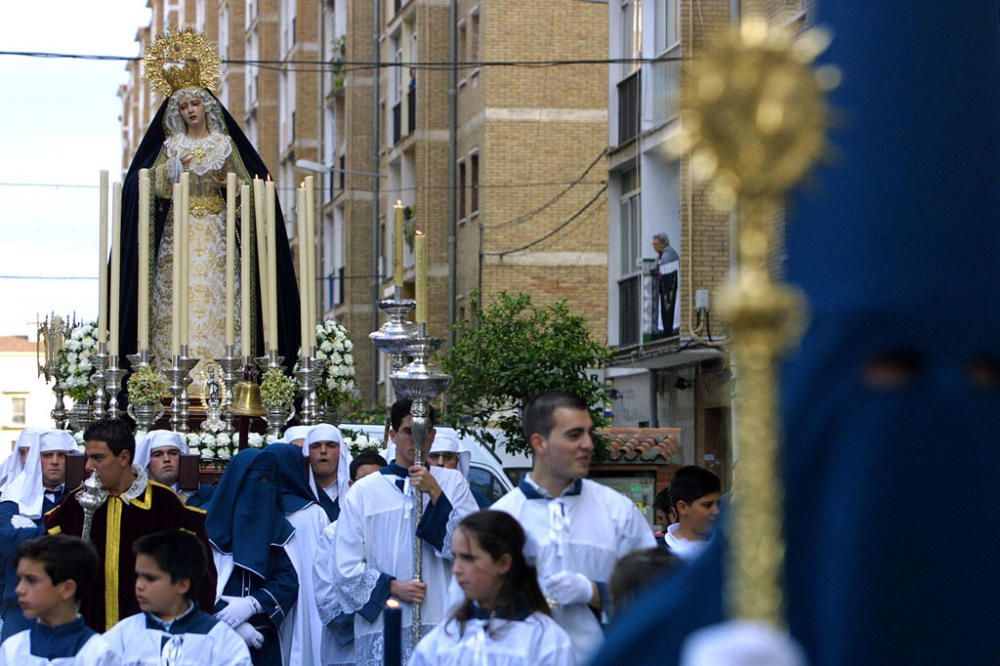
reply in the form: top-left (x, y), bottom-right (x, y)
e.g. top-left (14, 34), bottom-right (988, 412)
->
top-left (469, 9), bottom-right (481, 75)
top-left (619, 168), bottom-right (641, 275)
top-left (621, 0), bottom-right (643, 79)
top-left (219, 6), bottom-right (230, 60)
top-left (457, 160), bottom-right (467, 220)
top-left (470, 152), bottom-right (479, 215)
top-left (10, 397), bottom-right (25, 425)
top-left (654, 0), bottom-right (679, 54)
top-left (457, 19), bottom-right (468, 86)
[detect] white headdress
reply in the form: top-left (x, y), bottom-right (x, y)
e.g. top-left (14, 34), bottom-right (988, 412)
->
top-left (305, 424), bottom-right (353, 504)
top-left (1, 429), bottom-right (77, 519)
top-left (429, 431), bottom-right (471, 478)
top-left (133, 430), bottom-right (188, 470)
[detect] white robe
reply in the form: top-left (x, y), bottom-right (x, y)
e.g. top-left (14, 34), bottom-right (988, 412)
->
top-left (0, 630), bottom-right (119, 666)
top-left (491, 478), bottom-right (656, 664)
top-left (313, 521), bottom-right (354, 666)
top-left (664, 523), bottom-right (708, 561)
top-left (280, 503), bottom-right (330, 666)
top-left (333, 466), bottom-right (477, 666)
top-left (410, 613), bottom-right (576, 666)
top-left (103, 611), bottom-right (251, 666)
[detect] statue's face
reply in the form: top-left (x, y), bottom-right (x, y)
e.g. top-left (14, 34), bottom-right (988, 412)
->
top-left (178, 95), bottom-right (207, 131)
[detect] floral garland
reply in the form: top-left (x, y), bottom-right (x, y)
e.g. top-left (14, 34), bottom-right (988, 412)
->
top-left (185, 432), bottom-right (265, 461)
top-left (57, 321), bottom-right (99, 402)
top-left (127, 366), bottom-right (168, 405)
top-left (341, 427), bottom-right (383, 456)
top-left (260, 368), bottom-right (296, 410)
top-left (311, 320), bottom-right (357, 410)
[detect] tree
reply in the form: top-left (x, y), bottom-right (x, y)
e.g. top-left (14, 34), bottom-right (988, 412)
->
top-left (442, 291), bottom-right (611, 457)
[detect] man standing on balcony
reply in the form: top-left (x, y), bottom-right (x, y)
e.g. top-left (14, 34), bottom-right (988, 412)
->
top-left (652, 232), bottom-right (680, 337)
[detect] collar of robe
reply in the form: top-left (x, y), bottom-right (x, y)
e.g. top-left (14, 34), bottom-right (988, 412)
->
top-left (468, 602), bottom-right (532, 622)
top-left (518, 475), bottom-right (582, 500)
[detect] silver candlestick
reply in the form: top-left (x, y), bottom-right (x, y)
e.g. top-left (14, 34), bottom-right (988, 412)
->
top-left (165, 347), bottom-right (198, 433)
top-left (103, 354), bottom-right (125, 419)
top-left (389, 324), bottom-right (452, 650)
top-left (77, 470), bottom-right (107, 542)
top-left (295, 356), bottom-right (327, 425)
top-left (126, 349), bottom-right (153, 371)
top-left (216, 345), bottom-right (245, 434)
top-left (89, 342), bottom-right (109, 421)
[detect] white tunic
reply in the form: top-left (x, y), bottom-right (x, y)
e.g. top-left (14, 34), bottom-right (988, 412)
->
top-left (491, 478), bottom-right (656, 664)
top-left (280, 503), bottom-right (331, 666)
top-left (333, 466), bottom-right (477, 666)
top-left (0, 630), bottom-right (119, 666)
top-left (410, 612), bottom-right (576, 666)
top-left (313, 521), bottom-right (354, 666)
top-left (103, 611), bottom-right (250, 666)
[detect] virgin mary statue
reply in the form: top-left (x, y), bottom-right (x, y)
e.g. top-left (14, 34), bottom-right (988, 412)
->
top-left (115, 30), bottom-right (300, 379)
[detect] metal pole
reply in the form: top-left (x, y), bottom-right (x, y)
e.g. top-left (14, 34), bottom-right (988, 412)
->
top-left (371, 0), bottom-right (382, 404)
top-left (447, 0), bottom-right (458, 348)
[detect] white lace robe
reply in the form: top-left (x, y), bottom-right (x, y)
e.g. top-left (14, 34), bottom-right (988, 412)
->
top-left (332, 467), bottom-right (477, 666)
top-left (410, 613), bottom-right (576, 666)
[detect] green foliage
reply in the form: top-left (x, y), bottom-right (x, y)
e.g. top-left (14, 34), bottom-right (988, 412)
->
top-left (260, 368), bottom-right (295, 410)
top-left (442, 291), bottom-right (612, 457)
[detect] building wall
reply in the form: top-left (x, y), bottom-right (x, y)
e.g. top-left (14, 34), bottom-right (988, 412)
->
top-left (0, 345), bottom-right (56, 457)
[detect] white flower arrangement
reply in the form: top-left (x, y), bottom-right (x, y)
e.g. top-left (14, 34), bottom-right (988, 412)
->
top-left (56, 321), bottom-right (99, 402)
top-left (341, 428), bottom-right (383, 456)
top-left (305, 320), bottom-right (357, 411)
top-left (247, 433), bottom-right (265, 449)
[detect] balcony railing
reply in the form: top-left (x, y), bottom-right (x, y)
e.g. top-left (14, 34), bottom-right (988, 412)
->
top-left (617, 70), bottom-right (641, 145)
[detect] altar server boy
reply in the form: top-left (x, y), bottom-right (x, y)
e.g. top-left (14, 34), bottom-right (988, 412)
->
top-left (104, 530), bottom-right (250, 665)
top-left (0, 535), bottom-right (119, 665)
top-left (491, 391), bottom-right (655, 664)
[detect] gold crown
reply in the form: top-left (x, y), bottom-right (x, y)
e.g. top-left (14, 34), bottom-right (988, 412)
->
top-left (144, 29), bottom-right (221, 98)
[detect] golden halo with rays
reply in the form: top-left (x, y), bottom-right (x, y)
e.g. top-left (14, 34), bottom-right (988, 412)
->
top-left (668, 19), bottom-right (839, 210)
top-left (143, 29), bottom-right (221, 98)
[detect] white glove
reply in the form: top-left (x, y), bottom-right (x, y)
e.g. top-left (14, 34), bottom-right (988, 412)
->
top-left (543, 571), bottom-right (594, 606)
top-left (215, 595), bottom-right (260, 628)
top-left (234, 622), bottom-right (265, 649)
top-left (10, 515), bottom-right (35, 529)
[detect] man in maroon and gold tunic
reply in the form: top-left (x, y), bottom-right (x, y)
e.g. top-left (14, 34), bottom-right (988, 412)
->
top-left (45, 418), bottom-right (217, 631)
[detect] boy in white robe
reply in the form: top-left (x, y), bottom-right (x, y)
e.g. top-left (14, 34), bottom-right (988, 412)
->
top-left (104, 530), bottom-right (250, 666)
top-left (333, 400), bottom-right (478, 666)
top-left (313, 452), bottom-right (387, 666)
top-left (491, 391), bottom-right (655, 664)
top-left (270, 442), bottom-right (332, 666)
top-left (0, 535), bottom-right (118, 665)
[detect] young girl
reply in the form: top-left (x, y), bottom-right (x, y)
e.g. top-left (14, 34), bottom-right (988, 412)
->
top-left (410, 511), bottom-right (576, 666)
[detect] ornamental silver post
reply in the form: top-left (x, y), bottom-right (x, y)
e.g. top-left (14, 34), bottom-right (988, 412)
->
top-left (389, 324), bottom-right (452, 652)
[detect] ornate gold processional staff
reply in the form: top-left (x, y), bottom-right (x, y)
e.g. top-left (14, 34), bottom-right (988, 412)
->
top-left (670, 18), bottom-right (838, 625)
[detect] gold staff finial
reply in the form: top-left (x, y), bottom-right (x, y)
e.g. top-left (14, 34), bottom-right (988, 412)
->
top-left (671, 19), bottom-right (837, 625)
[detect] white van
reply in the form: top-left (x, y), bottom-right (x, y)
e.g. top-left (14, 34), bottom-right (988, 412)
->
top-left (337, 423), bottom-right (515, 505)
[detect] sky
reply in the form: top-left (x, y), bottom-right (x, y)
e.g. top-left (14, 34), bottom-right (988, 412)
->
top-left (0, 1), bottom-right (151, 338)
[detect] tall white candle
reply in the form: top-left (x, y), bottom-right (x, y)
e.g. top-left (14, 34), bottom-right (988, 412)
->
top-left (266, 179), bottom-right (278, 352)
top-left (109, 183), bottom-right (122, 355)
top-left (241, 184), bottom-right (252, 358)
top-left (253, 178), bottom-right (270, 351)
top-left (137, 169), bottom-right (150, 351)
top-left (298, 184), bottom-right (311, 357)
top-left (179, 172), bottom-right (190, 348)
top-left (305, 176), bottom-right (316, 332)
top-left (393, 201), bottom-right (404, 289)
top-left (415, 231), bottom-right (428, 325)
top-left (97, 171), bottom-right (109, 345)
top-left (225, 172), bottom-right (237, 347)
top-left (171, 183), bottom-right (182, 357)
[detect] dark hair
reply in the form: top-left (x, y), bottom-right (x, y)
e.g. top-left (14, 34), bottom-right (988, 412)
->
top-left (609, 547), bottom-right (680, 617)
top-left (83, 418), bottom-right (135, 464)
top-left (522, 391), bottom-right (589, 441)
top-left (669, 465), bottom-right (721, 509)
top-left (133, 530), bottom-right (208, 599)
top-left (654, 488), bottom-right (673, 516)
top-left (349, 451), bottom-right (387, 481)
top-left (17, 535), bottom-right (99, 602)
top-left (389, 399), bottom-right (437, 432)
top-left (448, 511), bottom-right (550, 638)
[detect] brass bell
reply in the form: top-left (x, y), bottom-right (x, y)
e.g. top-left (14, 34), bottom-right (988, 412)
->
top-left (228, 380), bottom-right (265, 416)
